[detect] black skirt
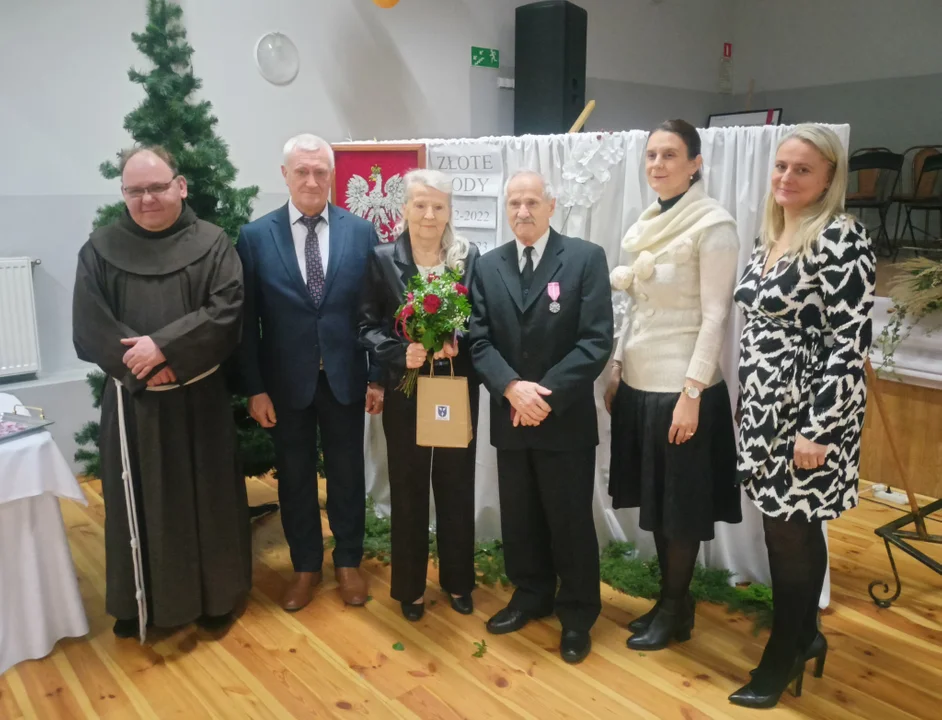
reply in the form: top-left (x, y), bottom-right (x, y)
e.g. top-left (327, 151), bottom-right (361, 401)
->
top-left (609, 380), bottom-right (742, 541)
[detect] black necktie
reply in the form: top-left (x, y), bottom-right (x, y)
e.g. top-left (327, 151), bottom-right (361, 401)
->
top-left (520, 246), bottom-right (534, 299)
top-left (298, 215), bottom-right (326, 305)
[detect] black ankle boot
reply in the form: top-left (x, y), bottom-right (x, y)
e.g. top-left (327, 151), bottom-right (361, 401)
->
top-left (627, 594), bottom-right (695, 633)
top-left (627, 600), bottom-right (661, 633)
top-left (626, 597), bottom-right (693, 651)
top-left (730, 657), bottom-right (806, 709)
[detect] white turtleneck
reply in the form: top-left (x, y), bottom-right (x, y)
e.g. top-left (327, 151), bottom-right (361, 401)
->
top-left (612, 182), bottom-right (740, 393)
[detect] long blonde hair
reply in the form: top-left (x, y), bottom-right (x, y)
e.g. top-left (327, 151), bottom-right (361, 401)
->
top-left (399, 168), bottom-right (471, 273)
top-left (760, 124), bottom-right (850, 256)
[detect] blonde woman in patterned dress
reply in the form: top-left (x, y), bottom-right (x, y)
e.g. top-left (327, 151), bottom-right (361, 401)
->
top-left (729, 125), bottom-right (875, 709)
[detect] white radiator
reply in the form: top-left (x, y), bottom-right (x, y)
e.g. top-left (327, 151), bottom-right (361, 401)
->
top-left (0, 257), bottom-right (41, 379)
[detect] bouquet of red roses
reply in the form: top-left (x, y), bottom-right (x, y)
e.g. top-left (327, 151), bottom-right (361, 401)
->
top-left (394, 269), bottom-right (471, 397)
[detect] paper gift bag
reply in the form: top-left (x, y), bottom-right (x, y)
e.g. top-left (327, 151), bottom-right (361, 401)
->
top-left (416, 361), bottom-right (473, 448)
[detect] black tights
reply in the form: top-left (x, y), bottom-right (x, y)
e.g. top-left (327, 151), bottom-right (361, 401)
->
top-left (753, 514), bottom-right (828, 690)
top-left (653, 531), bottom-right (700, 601)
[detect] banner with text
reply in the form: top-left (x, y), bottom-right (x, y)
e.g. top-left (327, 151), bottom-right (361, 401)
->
top-left (428, 143), bottom-right (503, 255)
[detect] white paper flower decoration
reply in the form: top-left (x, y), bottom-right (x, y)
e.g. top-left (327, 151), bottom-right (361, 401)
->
top-left (610, 265), bottom-right (635, 291)
top-left (557, 133), bottom-right (626, 209)
top-left (632, 251), bottom-right (656, 281)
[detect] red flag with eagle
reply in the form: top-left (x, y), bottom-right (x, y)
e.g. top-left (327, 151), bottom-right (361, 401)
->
top-left (331, 144), bottom-right (427, 243)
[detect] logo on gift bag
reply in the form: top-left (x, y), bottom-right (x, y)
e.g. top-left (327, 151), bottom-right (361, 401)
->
top-left (435, 405), bottom-right (451, 421)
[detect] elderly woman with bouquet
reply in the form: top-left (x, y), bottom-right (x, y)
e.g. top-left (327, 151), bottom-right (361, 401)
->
top-left (358, 169), bottom-right (480, 621)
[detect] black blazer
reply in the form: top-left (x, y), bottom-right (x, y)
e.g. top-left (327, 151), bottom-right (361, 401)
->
top-left (358, 231), bottom-right (480, 388)
top-left (469, 229), bottom-right (613, 450)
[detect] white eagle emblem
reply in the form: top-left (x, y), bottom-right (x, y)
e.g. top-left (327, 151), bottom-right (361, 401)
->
top-left (345, 164), bottom-right (406, 243)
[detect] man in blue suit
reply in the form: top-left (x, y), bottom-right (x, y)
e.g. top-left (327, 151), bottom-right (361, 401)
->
top-left (236, 134), bottom-right (383, 611)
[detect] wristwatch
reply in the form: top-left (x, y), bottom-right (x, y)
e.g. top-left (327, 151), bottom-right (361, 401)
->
top-left (681, 385), bottom-right (701, 400)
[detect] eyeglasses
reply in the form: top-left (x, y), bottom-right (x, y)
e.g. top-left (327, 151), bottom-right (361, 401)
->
top-left (122, 177), bottom-right (179, 198)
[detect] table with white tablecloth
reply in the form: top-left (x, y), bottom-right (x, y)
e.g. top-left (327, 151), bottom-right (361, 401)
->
top-left (0, 393), bottom-right (89, 676)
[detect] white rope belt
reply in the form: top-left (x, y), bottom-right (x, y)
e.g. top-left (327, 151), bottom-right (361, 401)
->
top-left (114, 364), bottom-right (219, 643)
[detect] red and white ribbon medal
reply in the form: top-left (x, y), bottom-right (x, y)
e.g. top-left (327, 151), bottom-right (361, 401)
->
top-left (547, 281), bottom-right (561, 313)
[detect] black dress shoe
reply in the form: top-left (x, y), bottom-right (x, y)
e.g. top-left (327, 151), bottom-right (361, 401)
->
top-left (197, 613), bottom-right (234, 631)
top-left (729, 658), bottom-right (806, 709)
top-left (626, 597), bottom-right (693, 651)
top-left (560, 630), bottom-right (591, 664)
top-left (627, 594), bottom-right (695, 633)
top-left (401, 601), bottom-right (425, 622)
top-left (450, 595), bottom-right (474, 615)
top-left (486, 607), bottom-right (531, 635)
top-left (113, 618), bottom-right (139, 639)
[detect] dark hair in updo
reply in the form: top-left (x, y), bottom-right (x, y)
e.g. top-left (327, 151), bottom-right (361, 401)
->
top-left (649, 119), bottom-right (702, 184)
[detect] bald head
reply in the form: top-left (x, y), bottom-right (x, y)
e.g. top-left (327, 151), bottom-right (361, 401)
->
top-left (120, 148), bottom-right (188, 232)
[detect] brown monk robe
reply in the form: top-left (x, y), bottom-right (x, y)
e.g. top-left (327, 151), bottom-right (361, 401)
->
top-left (71, 146), bottom-right (251, 639)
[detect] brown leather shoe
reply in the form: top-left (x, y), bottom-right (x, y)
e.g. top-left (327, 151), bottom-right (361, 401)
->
top-left (281, 571), bottom-right (322, 612)
top-left (335, 567), bottom-right (369, 606)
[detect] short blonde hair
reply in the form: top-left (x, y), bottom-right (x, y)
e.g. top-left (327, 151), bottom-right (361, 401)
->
top-left (761, 124), bottom-right (850, 256)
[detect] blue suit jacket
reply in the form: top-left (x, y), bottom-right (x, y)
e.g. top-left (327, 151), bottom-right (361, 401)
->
top-left (236, 203), bottom-right (380, 409)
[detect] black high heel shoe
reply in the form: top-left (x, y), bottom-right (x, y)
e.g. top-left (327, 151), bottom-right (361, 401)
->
top-left (729, 657), bottom-right (806, 709)
top-left (807, 632), bottom-right (828, 678)
top-left (750, 632), bottom-right (828, 679)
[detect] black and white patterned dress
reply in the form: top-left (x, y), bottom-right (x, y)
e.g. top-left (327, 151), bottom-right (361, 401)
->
top-left (734, 216), bottom-right (876, 521)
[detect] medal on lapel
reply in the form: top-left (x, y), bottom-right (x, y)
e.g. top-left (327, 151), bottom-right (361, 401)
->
top-left (547, 282), bottom-right (561, 313)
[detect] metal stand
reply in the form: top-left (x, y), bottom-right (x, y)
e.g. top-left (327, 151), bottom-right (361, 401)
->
top-left (865, 360), bottom-right (942, 607)
top-left (867, 498), bottom-right (942, 607)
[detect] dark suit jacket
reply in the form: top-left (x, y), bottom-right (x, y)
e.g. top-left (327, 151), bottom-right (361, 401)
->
top-left (236, 203), bottom-right (380, 409)
top-left (357, 231), bottom-right (479, 388)
top-left (469, 229), bottom-right (613, 450)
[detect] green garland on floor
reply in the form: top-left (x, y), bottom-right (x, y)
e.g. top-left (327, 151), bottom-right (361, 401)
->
top-left (333, 500), bottom-right (773, 629)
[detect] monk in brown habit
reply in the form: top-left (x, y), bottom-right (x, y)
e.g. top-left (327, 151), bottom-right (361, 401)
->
top-left (72, 146), bottom-right (251, 640)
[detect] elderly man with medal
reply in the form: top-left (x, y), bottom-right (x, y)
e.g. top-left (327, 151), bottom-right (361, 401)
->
top-left (469, 169), bottom-right (613, 664)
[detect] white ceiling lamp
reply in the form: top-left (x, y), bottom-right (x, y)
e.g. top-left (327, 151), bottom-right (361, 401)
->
top-left (255, 32), bottom-right (300, 86)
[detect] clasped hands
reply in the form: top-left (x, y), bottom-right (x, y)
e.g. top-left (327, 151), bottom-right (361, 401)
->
top-left (120, 336), bottom-right (175, 387)
top-left (505, 379), bottom-right (552, 427)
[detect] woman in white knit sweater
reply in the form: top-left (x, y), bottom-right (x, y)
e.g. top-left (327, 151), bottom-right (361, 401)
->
top-left (605, 120), bottom-right (742, 651)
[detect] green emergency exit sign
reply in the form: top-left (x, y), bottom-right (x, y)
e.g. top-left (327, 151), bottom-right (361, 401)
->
top-left (471, 46), bottom-right (500, 68)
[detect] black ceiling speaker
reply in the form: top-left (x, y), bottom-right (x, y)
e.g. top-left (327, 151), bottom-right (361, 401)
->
top-left (514, 1), bottom-right (588, 135)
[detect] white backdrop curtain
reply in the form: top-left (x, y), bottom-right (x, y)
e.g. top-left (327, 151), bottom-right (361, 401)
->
top-left (358, 124), bottom-right (850, 598)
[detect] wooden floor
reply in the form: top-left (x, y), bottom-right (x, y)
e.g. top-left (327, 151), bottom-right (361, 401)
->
top-left (2, 477), bottom-right (940, 720)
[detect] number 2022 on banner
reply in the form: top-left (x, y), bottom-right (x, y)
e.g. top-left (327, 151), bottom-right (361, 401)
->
top-left (452, 196), bottom-right (497, 230)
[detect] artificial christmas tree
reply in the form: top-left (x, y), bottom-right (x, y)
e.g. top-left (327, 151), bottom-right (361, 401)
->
top-left (74, 0), bottom-right (279, 479)
top-left (93, 0), bottom-right (257, 238)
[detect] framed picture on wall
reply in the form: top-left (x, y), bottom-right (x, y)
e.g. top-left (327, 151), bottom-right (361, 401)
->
top-left (331, 143), bottom-right (427, 243)
top-left (707, 108), bottom-right (783, 128)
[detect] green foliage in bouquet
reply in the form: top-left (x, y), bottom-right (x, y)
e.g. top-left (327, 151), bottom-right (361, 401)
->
top-left (394, 269), bottom-right (472, 396)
